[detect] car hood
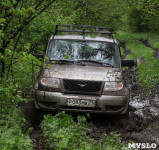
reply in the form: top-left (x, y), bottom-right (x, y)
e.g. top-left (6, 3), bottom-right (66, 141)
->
top-left (40, 64), bottom-right (123, 81)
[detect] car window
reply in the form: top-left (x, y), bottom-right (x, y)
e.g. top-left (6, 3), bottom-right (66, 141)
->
top-left (47, 39), bottom-right (120, 67)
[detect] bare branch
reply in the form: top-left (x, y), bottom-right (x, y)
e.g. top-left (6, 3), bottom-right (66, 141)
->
top-left (10, 0), bottom-right (56, 40)
top-left (34, 0), bottom-right (45, 10)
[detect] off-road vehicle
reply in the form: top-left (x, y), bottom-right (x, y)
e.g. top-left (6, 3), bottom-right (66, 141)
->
top-left (33, 25), bottom-right (135, 115)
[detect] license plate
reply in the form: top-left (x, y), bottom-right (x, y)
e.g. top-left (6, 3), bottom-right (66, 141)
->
top-left (67, 99), bottom-right (96, 107)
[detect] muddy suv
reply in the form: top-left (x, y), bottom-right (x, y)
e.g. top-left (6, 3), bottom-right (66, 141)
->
top-left (33, 25), bottom-right (135, 115)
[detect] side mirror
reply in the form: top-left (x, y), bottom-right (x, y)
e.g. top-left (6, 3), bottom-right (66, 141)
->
top-left (33, 54), bottom-right (44, 59)
top-left (121, 59), bottom-right (137, 67)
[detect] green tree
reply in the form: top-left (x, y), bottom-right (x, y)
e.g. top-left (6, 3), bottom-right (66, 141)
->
top-left (0, 0), bottom-right (56, 77)
top-left (127, 0), bottom-right (159, 32)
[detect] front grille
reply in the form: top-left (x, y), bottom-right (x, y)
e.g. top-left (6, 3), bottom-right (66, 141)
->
top-left (63, 79), bottom-right (103, 95)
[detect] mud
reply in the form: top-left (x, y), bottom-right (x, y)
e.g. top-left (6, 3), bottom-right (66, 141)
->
top-left (19, 101), bottom-right (45, 149)
top-left (29, 126), bottom-right (44, 150)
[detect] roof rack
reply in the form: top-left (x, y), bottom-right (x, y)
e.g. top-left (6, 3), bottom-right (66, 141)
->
top-left (54, 25), bottom-right (113, 36)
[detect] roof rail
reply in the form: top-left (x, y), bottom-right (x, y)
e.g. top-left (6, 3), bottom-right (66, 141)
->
top-left (54, 25), bottom-right (113, 36)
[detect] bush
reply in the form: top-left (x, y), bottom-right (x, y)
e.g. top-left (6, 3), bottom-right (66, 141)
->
top-left (127, 0), bottom-right (159, 32)
top-left (0, 108), bottom-right (33, 150)
top-left (0, 79), bottom-right (25, 113)
top-left (40, 112), bottom-right (130, 150)
top-left (0, 79), bottom-right (33, 150)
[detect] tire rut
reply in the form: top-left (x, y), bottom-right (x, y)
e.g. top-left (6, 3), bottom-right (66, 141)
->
top-left (30, 126), bottom-right (44, 150)
top-left (139, 40), bottom-right (159, 59)
top-left (119, 42), bottom-right (131, 59)
top-left (19, 101), bottom-right (45, 150)
top-left (119, 41), bottom-right (137, 59)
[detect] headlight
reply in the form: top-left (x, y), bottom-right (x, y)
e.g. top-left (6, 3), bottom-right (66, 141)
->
top-left (40, 78), bottom-right (60, 88)
top-left (103, 82), bottom-right (123, 91)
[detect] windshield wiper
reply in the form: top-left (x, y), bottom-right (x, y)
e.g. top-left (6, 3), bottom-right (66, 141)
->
top-left (77, 60), bottom-right (114, 67)
top-left (50, 59), bottom-right (85, 65)
top-left (50, 59), bottom-right (74, 63)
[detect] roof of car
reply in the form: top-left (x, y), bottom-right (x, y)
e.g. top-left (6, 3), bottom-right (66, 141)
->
top-left (50, 34), bottom-right (117, 43)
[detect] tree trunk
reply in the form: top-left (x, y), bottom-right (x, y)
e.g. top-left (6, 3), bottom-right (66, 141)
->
top-left (1, 41), bottom-right (9, 77)
top-left (1, 49), bottom-right (5, 77)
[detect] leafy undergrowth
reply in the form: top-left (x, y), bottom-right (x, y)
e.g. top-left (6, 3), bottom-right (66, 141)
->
top-left (116, 31), bottom-right (159, 92)
top-left (0, 108), bottom-right (33, 150)
top-left (0, 79), bottom-right (33, 150)
top-left (40, 112), bottom-right (131, 150)
top-left (4, 50), bottom-right (41, 97)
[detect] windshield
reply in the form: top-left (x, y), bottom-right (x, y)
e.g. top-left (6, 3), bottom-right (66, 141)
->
top-left (47, 39), bottom-right (120, 67)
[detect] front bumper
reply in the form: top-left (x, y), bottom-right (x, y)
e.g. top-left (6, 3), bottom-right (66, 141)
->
top-left (34, 89), bottom-right (129, 115)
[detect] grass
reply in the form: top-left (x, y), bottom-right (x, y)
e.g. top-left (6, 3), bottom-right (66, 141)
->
top-left (115, 30), bottom-right (159, 45)
top-left (126, 40), bottom-right (154, 60)
top-left (120, 47), bottom-right (124, 56)
top-left (125, 53), bottom-right (136, 60)
top-left (147, 35), bottom-right (159, 49)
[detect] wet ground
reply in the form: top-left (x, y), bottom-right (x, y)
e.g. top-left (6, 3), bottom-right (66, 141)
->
top-left (20, 40), bottom-right (159, 149)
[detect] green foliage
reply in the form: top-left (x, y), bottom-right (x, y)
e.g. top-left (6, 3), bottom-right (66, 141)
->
top-left (125, 54), bottom-right (135, 60)
top-left (0, 0), bottom-right (56, 76)
top-left (115, 31), bottom-right (148, 42)
top-left (40, 112), bottom-right (94, 150)
top-left (1, 48), bottom-right (41, 95)
top-left (0, 79), bottom-right (33, 150)
top-left (137, 59), bottom-right (159, 91)
top-left (0, 108), bottom-right (33, 150)
top-left (40, 112), bottom-right (130, 150)
top-left (74, 0), bottom-right (127, 29)
top-left (126, 40), bottom-right (154, 60)
top-left (99, 132), bottom-right (130, 150)
top-left (127, 0), bottom-right (159, 32)
top-left (12, 53), bottom-right (41, 95)
top-left (147, 35), bottom-right (159, 49)
top-left (0, 79), bottom-right (25, 113)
